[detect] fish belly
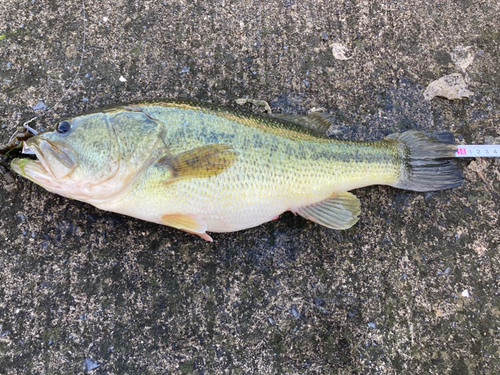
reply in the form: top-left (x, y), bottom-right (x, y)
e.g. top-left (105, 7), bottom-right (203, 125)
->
top-left (98, 158), bottom-right (336, 233)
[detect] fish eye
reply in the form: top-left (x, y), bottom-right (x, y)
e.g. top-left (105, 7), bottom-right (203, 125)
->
top-left (57, 121), bottom-right (72, 134)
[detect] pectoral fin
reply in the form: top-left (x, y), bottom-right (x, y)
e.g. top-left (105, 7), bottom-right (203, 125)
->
top-left (158, 144), bottom-right (236, 180)
top-left (293, 192), bottom-right (361, 230)
top-left (161, 213), bottom-right (213, 241)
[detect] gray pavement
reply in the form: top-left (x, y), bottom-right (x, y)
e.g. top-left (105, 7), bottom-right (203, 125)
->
top-left (1, 0), bottom-right (499, 373)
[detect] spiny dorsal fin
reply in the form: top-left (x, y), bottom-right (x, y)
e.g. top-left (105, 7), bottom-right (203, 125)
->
top-left (293, 192), bottom-right (361, 230)
top-left (270, 113), bottom-right (334, 135)
top-left (157, 144), bottom-right (237, 179)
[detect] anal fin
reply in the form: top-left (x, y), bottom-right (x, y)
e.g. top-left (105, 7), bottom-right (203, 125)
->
top-left (161, 213), bottom-right (213, 242)
top-left (293, 192), bottom-right (361, 230)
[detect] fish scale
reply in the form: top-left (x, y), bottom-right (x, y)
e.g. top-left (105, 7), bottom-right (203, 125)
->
top-left (96, 104), bottom-right (404, 232)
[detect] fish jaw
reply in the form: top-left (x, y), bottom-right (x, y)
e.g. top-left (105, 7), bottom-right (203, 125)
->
top-left (10, 136), bottom-right (78, 196)
top-left (10, 157), bottom-right (69, 196)
top-left (11, 157), bottom-right (49, 182)
top-left (27, 139), bottom-right (76, 179)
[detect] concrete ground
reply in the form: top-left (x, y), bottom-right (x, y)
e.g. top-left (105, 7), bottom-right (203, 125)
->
top-left (0, 0), bottom-right (499, 373)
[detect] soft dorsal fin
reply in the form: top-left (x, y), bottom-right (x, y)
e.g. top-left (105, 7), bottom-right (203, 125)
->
top-left (270, 113), bottom-right (334, 135)
top-left (157, 144), bottom-right (237, 180)
top-left (292, 192), bottom-right (361, 229)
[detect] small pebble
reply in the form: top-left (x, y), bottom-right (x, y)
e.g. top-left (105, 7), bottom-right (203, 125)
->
top-left (32, 102), bottom-right (46, 111)
top-left (313, 298), bottom-right (325, 307)
top-left (83, 358), bottom-right (100, 372)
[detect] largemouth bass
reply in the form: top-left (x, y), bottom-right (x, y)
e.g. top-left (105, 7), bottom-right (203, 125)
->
top-left (11, 100), bottom-right (462, 241)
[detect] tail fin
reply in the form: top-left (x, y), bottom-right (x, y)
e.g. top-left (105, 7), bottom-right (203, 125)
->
top-left (386, 130), bottom-right (463, 192)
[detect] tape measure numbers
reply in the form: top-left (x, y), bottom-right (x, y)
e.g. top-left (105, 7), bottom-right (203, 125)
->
top-left (454, 145), bottom-right (500, 158)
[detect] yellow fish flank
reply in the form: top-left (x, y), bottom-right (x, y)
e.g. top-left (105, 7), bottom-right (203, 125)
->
top-left (11, 100), bottom-right (462, 241)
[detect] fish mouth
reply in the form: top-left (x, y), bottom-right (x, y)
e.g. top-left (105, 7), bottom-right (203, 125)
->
top-left (12, 138), bottom-right (76, 181)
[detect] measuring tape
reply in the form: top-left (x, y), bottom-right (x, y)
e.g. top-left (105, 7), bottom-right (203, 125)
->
top-left (455, 145), bottom-right (500, 158)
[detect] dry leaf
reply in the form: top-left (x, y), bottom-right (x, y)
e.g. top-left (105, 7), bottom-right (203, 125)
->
top-left (235, 98), bottom-right (272, 114)
top-left (423, 73), bottom-right (473, 101)
top-left (331, 42), bottom-right (352, 60)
